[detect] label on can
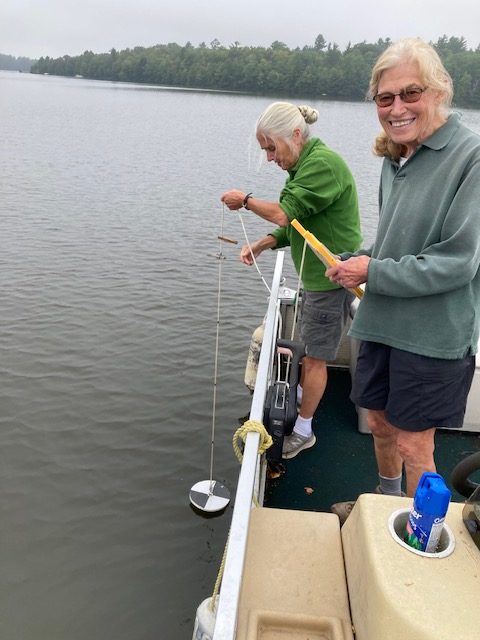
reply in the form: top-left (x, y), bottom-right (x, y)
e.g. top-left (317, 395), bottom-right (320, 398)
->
top-left (404, 508), bottom-right (445, 552)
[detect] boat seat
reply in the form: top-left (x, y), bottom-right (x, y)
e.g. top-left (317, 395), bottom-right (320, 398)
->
top-left (236, 506), bottom-right (354, 639)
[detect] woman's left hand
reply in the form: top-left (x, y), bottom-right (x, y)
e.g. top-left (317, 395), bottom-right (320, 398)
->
top-left (220, 189), bottom-right (245, 210)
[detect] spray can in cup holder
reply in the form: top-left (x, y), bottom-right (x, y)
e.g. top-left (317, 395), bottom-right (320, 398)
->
top-left (404, 472), bottom-right (452, 553)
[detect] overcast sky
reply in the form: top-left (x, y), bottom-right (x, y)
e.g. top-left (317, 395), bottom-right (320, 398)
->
top-left (2, 0), bottom-right (480, 59)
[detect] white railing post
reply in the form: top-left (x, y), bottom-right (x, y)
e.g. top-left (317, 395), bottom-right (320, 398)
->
top-left (212, 252), bottom-right (285, 640)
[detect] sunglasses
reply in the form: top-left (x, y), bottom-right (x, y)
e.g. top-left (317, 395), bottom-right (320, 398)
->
top-left (373, 86), bottom-right (428, 107)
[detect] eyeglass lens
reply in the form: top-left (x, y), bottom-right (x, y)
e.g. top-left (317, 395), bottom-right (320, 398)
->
top-left (374, 87), bottom-right (425, 107)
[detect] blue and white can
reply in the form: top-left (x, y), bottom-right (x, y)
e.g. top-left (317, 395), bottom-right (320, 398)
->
top-left (404, 472), bottom-right (452, 553)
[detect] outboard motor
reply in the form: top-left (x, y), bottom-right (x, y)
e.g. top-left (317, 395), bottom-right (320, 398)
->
top-left (263, 338), bottom-right (305, 464)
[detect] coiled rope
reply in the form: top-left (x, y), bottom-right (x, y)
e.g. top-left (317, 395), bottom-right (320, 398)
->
top-left (232, 419), bottom-right (273, 463)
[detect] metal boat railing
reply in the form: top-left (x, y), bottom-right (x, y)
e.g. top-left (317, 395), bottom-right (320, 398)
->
top-left (212, 251), bottom-right (286, 640)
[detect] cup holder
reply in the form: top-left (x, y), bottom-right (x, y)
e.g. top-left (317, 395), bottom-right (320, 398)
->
top-left (388, 508), bottom-right (455, 558)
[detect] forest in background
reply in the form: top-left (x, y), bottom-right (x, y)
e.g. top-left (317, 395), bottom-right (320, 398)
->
top-left (5, 34), bottom-right (480, 107)
top-left (0, 53), bottom-right (32, 72)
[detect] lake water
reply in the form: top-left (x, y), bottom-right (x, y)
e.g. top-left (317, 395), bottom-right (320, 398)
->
top-left (1, 70), bottom-right (480, 639)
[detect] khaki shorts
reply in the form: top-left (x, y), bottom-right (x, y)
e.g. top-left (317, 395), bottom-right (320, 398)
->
top-left (300, 288), bottom-right (354, 361)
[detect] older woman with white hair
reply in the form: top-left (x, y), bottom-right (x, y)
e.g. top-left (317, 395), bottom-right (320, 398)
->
top-left (221, 101), bottom-right (362, 460)
top-left (327, 38), bottom-right (480, 522)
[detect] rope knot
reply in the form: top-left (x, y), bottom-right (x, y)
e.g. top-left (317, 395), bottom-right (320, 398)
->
top-left (233, 419), bottom-right (272, 462)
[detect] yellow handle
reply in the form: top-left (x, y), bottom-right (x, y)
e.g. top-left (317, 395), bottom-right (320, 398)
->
top-left (291, 219), bottom-right (363, 300)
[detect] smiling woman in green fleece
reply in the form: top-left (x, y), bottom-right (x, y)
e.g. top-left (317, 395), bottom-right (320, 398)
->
top-left (326, 38), bottom-right (480, 523)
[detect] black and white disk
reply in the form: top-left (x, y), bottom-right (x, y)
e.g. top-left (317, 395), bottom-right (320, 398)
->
top-left (189, 480), bottom-right (230, 513)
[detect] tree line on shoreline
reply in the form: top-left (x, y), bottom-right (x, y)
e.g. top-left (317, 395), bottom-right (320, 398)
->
top-left (10, 34), bottom-right (480, 108)
top-left (0, 53), bottom-right (32, 72)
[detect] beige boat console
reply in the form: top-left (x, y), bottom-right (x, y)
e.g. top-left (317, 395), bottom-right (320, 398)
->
top-left (341, 494), bottom-right (480, 640)
top-left (236, 495), bottom-right (479, 639)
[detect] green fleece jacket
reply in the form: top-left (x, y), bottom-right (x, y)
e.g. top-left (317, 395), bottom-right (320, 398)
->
top-left (349, 113), bottom-right (480, 358)
top-left (270, 137), bottom-right (362, 291)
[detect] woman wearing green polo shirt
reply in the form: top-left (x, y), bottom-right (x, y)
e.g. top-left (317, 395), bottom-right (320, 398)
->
top-left (221, 101), bottom-right (362, 459)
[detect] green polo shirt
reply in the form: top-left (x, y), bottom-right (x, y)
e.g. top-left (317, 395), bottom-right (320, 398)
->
top-left (350, 113), bottom-right (480, 358)
top-left (270, 138), bottom-right (362, 291)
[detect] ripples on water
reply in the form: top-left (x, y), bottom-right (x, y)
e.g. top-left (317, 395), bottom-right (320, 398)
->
top-left (1, 71), bottom-right (480, 639)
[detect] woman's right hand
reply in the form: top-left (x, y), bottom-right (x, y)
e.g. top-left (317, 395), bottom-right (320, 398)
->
top-left (220, 189), bottom-right (245, 210)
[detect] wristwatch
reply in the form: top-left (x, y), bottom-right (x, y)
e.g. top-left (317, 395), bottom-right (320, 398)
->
top-left (243, 192), bottom-right (253, 210)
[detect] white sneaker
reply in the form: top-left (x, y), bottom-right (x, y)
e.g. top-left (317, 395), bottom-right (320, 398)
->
top-left (282, 432), bottom-right (316, 459)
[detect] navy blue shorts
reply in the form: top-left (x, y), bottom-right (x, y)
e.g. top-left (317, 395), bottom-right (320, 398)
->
top-left (351, 341), bottom-right (475, 431)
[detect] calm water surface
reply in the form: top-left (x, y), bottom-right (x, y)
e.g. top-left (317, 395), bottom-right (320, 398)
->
top-left (1, 71), bottom-right (480, 639)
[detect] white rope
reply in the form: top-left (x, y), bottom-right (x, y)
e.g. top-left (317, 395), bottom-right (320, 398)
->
top-left (235, 209), bottom-right (306, 390)
top-left (236, 211), bottom-right (271, 294)
top-left (291, 238), bottom-right (306, 340)
top-left (283, 239), bottom-right (307, 383)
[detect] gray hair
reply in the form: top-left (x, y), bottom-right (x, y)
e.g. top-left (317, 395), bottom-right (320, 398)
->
top-left (256, 102), bottom-right (319, 142)
top-left (368, 37), bottom-right (453, 114)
